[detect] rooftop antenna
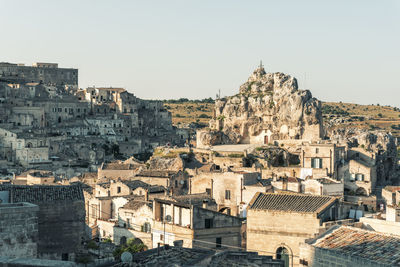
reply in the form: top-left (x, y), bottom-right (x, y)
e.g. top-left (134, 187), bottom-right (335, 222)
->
top-left (259, 60), bottom-right (263, 69)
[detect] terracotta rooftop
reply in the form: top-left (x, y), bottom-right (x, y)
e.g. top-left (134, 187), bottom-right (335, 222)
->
top-left (249, 192), bottom-right (336, 213)
top-left (0, 184), bottom-right (84, 203)
top-left (131, 246), bottom-right (214, 266)
top-left (310, 226), bottom-right (400, 266)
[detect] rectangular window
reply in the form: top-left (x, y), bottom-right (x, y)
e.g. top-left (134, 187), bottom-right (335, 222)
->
top-left (117, 186), bottom-right (121, 193)
top-left (216, 237), bottom-right (222, 248)
top-left (206, 188), bottom-right (211, 195)
top-left (300, 259), bottom-right (309, 266)
top-left (160, 234), bottom-right (164, 241)
top-left (225, 190), bottom-right (231, 200)
top-left (311, 158), bottom-right (323, 168)
top-left (205, 218), bottom-right (213, 229)
top-left (356, 173), bottom-right (364, 181)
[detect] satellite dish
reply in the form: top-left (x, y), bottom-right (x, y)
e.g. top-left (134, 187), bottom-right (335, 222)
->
top-left (165, 215), bottom-right (172, 222)
top-left (121, 251), bottom-right (133, 263)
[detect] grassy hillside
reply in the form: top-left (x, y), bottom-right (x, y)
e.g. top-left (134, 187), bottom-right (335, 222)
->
top-left (163, 100), bottom-right (400, 137)
top-left (163, 99), bottom-right (214, 126)
top-left (323, 102), bottom-right (400, 137)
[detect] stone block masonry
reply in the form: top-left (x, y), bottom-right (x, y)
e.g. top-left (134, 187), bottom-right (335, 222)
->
top-left (0, 202), bottom-right (39, 258)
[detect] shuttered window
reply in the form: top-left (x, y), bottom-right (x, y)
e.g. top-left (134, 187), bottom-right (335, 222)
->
top-left (311, 158), bottom-right (323, 168)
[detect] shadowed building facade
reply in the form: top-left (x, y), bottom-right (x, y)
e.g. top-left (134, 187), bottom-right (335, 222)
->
top-left (0, 184), bottom-right (86, 261)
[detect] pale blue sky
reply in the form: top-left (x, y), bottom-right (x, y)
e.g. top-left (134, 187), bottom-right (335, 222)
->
top-left (1, 1), bottom-right (399, 106)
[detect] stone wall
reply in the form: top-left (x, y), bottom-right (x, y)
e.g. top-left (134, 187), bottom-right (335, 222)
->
top-left (37, 200), bottom-right (86, 260)
top-left (0, 63), bottom-right (78, 86)
top-left (0, 202), bottom-right (39, 258)
top-left (247, 209), bottom-right (326, 267)
top-left (191, 172), bottom-right (251, 216)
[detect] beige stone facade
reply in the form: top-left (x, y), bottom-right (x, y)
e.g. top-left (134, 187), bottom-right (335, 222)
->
top-left (152, 199), bottom-right (242, 250)
top-left (247, 193), bottom-right (339, 267)
top-left (300, 143), bottom-right (346, 179)
top-left (190, 171), bottom-right (263, 216)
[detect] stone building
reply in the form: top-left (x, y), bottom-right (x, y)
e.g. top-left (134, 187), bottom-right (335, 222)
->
top-left (300, 142), bottom-right (346, 179)
top-left (108, 179), bottom-right (165, 198)
top-left (247, 192), bottom-right (339, 267)
top-left (0, 126), bottom-right (50, 167)
top-left (299, 225), bottom-right (400, 267)
top-left (0, 202), bottom-right (39, 258)
top-left (14, 170), bottom-right (55, 185)
top-left (382, 185), bottom-right (400, 206)
top-left (115, 198), bottom-right (153, 248)
top-left (301, 177), bottom-right (344, 197)
top-left (190, 170), bottom-right (264, 216)
top-left (360, 207), bottom-right (400, 235)
top-left (97, 161), bottom-right (143, 180)
top-left (152, 198), bottom-right (242, 249)
top-left (0, 184), bottom-right (86, 261)
top-left (0, 62), bottom-right (78, 87)
top-left (271, 176), bottom-right (302, 193)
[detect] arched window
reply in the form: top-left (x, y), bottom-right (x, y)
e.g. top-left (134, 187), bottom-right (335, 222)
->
top-left (120, 236), bottom-right (127, 245)
top-left (276, 247), bottom-right (290, 267)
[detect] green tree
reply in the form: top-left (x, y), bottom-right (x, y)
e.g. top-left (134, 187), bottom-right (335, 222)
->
top-left (113, 238), bottom-right (147, 259)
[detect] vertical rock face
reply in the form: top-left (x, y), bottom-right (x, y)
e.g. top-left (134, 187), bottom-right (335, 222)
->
top-left (198, 66), bottom-right (323, 147)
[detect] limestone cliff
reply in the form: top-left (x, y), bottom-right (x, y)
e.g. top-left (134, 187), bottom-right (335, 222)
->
top-left (198, 66), bottom-right (323, 147)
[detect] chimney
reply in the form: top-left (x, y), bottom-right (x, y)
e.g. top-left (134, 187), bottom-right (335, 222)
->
top-left (144, 189), bottom-right (149, 201)
top-left (202, 199), bottom-right (209, 209)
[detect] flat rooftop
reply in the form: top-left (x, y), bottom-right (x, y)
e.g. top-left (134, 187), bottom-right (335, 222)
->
top-left (211, 144), bottom-right (256, 153)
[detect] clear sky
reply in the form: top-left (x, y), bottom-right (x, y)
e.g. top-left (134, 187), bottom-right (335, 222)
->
top-left (1, 0), bottom-right (399, 106)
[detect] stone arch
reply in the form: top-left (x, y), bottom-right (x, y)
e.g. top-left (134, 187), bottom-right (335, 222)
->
top-left (120, 236), bottom-right (127, 245)
top-left (274, 244), bottom-right (293, 267)
top-left (356, 187), bottom-right (368, 196)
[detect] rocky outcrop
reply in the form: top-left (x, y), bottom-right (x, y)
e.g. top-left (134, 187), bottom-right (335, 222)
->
top-left (198, 66), bottom-right (323, 147)
top-left (147, 156), bottom-right (185, 171)
top-left (330, 128), bottom-right (398, 183)
top-left (329, 128), bottom-right (397, 154)
top-left (253, 146), bottom-right (300, 167)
